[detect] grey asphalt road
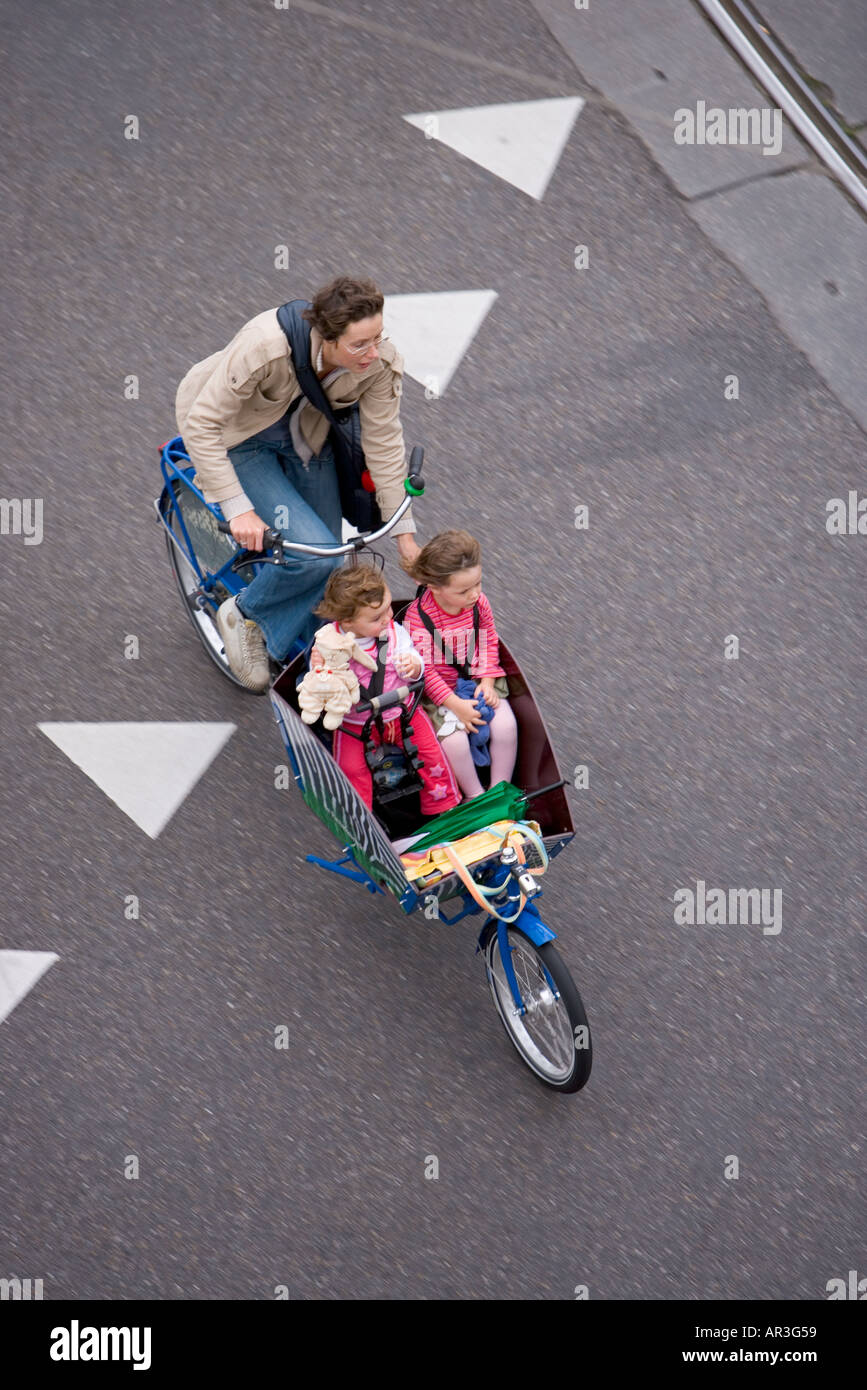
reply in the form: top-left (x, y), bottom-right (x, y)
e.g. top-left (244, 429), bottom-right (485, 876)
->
top-left (1, 0), bottom-right (864, 1300)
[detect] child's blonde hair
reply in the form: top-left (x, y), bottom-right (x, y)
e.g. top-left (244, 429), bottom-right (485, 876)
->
top-left (313, 563), bottom-right (387, 623)
top-left (399, 529), bottom-right (481, 587)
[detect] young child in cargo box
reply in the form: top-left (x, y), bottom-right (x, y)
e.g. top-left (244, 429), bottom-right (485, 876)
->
top-left (310, 564), bottom-right (461, 814)
top-left (400, 529), bottom-right (518, 800)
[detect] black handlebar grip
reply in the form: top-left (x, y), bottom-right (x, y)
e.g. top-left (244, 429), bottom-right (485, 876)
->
top-left (217, 519), bottom-right (282, 546)
top-left (355, 677), bottom-right (425, 713)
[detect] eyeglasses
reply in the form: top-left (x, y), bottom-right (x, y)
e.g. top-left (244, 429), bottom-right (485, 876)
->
top-left (343, 332), bottom-right (389, 356)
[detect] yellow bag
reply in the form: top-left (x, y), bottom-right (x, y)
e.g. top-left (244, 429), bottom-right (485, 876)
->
top-left (401, 818), bottom-right (542, 887)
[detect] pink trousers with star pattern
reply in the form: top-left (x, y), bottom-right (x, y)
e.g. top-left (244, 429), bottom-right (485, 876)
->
top-left (332, 708), bottom-right (461, 814)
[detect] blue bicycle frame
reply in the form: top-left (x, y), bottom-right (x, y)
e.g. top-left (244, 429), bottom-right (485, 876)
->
top-left (158, 434), bottom-right (571, 1021)
top-left (155, 435), bottom-right (309, 665)
top-left (155, 436), bottom-right (247, 609)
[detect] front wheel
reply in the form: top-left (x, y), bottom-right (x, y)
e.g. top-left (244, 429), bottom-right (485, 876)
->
top-left (484, 929), bottom-right (592, 1092)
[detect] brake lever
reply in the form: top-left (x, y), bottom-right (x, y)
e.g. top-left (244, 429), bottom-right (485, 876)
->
top-left (217, 519), bottom-right (285, 565)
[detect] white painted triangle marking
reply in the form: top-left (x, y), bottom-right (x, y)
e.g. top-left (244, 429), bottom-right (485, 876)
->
top-left (37, 722), bottom-right (236, 838)
top-left (0, 951), bottom-right (58, 1025)
top-left (383, 290), bottom-right (498, 395)
top-left (403, 96), bottom-right (585, 200)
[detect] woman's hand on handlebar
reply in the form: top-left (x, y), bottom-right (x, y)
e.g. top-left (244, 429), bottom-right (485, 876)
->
top-left (395, 532), bottom-right (421, 565)
top-left (229, 509), bottom-right (269, 550)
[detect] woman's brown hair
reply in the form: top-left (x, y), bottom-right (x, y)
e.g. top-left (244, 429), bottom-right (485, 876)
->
top-left (302, 276), bottom-right (384, 343)
top-left (399, 529), bottom-right (481, 587)
top-left (313, 564), bottom-right (387, 624)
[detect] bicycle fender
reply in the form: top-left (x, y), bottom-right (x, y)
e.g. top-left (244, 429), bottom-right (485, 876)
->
top-left (510, 904), bottom-right (558, 947)
top-left (476, 902), bottom-right (557, 954)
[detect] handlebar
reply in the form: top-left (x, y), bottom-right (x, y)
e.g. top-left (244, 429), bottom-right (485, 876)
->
top-left (354, 675), bottom-right (425, 714)
top-left (216, 445), bottom-right (425, 559)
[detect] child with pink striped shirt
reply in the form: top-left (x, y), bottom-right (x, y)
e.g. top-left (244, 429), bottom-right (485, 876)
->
top-left (401, 530), bottom-right (518, 801)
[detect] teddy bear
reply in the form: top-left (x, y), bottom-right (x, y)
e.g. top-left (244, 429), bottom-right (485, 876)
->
top-left (297, 623), bottom-right (379, 730)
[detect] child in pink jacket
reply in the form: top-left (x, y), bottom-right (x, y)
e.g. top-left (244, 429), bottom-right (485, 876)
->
top-left (311, 565), bottom-right (461, 815)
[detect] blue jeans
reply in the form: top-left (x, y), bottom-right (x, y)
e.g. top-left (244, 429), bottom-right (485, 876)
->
top-left (227, 431), bottom-right (343, 663)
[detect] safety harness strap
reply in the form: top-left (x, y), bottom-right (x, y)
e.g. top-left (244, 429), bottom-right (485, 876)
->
top-left (415, 588), bottom-right (480, 682)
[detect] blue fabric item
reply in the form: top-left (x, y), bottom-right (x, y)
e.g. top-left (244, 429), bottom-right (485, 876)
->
top-left (454, 676), bottom-right (494, 766)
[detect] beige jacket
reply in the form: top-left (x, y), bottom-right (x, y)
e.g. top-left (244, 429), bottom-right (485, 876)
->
top-left (175, 307), bottom-right (415, 534)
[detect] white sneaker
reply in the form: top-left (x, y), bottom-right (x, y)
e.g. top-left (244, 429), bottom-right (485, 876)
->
top-left (216, 597), bottom-right (271, 692)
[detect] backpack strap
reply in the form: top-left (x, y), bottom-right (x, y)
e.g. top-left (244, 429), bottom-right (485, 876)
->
top-left (275, 300), bottom-right (353, 476)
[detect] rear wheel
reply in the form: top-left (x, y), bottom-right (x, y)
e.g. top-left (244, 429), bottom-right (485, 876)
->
top-left (164, 483), bottom-right (277, 691)
top-left (484, 929), bottom-right (591, 1092)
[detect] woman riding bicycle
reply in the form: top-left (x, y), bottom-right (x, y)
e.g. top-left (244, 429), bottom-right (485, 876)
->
top-left (174, 275), bottom-right (422, 691)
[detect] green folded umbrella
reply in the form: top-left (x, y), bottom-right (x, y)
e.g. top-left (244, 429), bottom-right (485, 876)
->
top-left (406, 781), bottom-right (529, 852)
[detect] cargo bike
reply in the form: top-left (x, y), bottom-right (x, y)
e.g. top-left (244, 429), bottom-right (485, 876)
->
top-left (155, 436), bottom-right (592, 1092)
